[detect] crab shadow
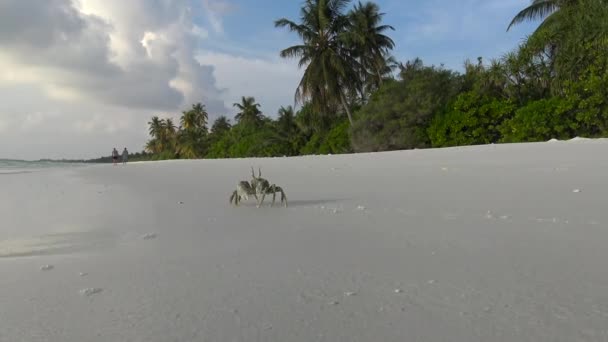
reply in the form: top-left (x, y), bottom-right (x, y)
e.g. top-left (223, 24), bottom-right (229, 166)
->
top-left (237, 198), bottom-right (348, 208)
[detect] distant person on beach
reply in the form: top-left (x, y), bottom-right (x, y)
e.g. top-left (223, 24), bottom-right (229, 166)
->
top-left (112, 148), bottom-right (119, 166)
top-left (122, 148), bottom-right (129, 165)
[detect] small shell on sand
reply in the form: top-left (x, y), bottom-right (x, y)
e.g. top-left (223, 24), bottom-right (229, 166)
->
top-left (40, 265), bottom-right (54, 271)
top-left (572, 189), bottom-right (581, 193)
top-left (80, 288), bottom-right (103, 297)
top-left (344, 291), bottom-right (357, 297)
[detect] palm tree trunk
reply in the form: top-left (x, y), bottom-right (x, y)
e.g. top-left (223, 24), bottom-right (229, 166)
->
top-left (374, 61), bottom-right (384, 88)
top-left (339, 91), bottom-right (354, 126)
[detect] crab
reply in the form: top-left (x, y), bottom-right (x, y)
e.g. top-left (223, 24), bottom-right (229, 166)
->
top-left (229, 167), bottom-right (288, 208)
top-left (253, 176), bottom-right (288, 208)
top-left (229, 180), bottom-right (256, 206)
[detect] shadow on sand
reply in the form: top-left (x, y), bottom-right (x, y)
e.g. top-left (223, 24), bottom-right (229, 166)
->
top-left (236, 198), bottom-right (348, 208)
top-left (0, 230), bottom-right (116, 258)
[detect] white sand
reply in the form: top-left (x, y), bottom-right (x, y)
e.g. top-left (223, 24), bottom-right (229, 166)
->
top-left (1, 140), bottom-right (608, 341)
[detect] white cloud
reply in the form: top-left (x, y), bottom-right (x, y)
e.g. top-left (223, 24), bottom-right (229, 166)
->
top-left (191, 25), bottom-right (209, 40)
top-left (0, 0), bottom-right (229, 159)
top-left (201, 0), bottom-right (236, 34)
top-left (196, 51), bottom-right (301, 119)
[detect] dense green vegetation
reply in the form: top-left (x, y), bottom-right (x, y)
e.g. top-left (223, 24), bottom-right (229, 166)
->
top-left (130, 0), bottom-right (608, 162)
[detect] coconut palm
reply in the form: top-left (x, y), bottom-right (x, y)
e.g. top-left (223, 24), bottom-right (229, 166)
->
top-left (164, 118), bottom-right (177, 136)
top-left (233, 96), bottom-right (263, 125)
top-left (176, 131), bottom-right (200, 159)
top-left (148, 116), bottom-right (163, 138)
top-left (266, 106), bottom-right (306, 156)
top-left (177, 105), bottom-right (208, 159)
top-left (211, 116), bottom-right (232, 135)
top-left (346, 2), bottom-right (395, 90)
top-left (506, 0), bottom-right (581, 32)
top-left (181, 103), bottom-right (208, 132)
top-left (145, 139), bottom-right (161, 154)
top-left (276, 106), bottom-right (297, 132)
top-left (146, 117), bottom-right (174, 154)
top-left (275, 0), bottom-right (361, 125)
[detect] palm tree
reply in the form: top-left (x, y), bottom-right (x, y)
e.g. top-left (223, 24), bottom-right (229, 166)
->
top-left (176, 132), bottom-right (200, 159)
top-left (145, 139), bottom-right (160, 154)
top-left (295, 102), bottom-right (335, 134)
top-left (233, 96), bottom-right (263, 125)
top-left (146, 117), bottom-right (174, 154)
top-left (269, 106), bottom-right (306, 156)
top-left (181, 103), bottom-right (208, 132)
top-left (276, 106), bottom-right (297, 133)
top-left (507, 0), bottom-right (580, 32)
top-left (275, 0), bottom-right (361, 125)
top-left (162, 118), bottom-right (177, 154)
top-left (164, 118), bottom-right (177, 136)
top-left (177, 104), bottom-right (209, 159)
top-left (148, 116), bottom-right (163, 139)
top-left (211, 116), bottom-right (232, 135)
top-left (346, 2), bottom-right (395, 90)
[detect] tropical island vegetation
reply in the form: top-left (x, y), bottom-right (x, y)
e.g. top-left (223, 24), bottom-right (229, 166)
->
top-left (111, 0), bottom-right (608, 162)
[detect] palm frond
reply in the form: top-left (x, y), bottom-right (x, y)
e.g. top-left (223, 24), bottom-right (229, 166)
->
top-left (507, 0), bottom-right (559, 31)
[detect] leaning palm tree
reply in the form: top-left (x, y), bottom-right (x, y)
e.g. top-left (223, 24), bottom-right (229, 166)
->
top-left (233, 96), bottom-right (263, 125)
top-left (507, 0), bottom-right (581, 32)
top-left (275, 0), bottom-right (361, 125)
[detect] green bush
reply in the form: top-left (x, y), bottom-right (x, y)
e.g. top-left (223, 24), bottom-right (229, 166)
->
top-left (351, 62), bottom-right (461, 152)
top-left (300, 120), bottom-right (352, 155)
top-left (499, 97), bottom-right (577, 142)
top-left (428, 92), bottom-right (515, 147)
top-left (205, 123), bottom-right (292, 158)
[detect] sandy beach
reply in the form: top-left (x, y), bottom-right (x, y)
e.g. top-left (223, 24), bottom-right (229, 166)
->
top-left (1, 140), bottom-right (608, 341)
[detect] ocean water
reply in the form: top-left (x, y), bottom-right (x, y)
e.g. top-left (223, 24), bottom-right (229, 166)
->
top-left (0, 159), bottom-right (85, 174)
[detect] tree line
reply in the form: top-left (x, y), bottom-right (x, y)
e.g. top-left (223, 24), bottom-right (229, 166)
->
top-left (131, 0), bottom-right (608, 161)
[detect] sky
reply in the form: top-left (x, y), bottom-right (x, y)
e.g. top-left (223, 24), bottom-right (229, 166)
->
top-left (0, 0), bottom-right (536, 160)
